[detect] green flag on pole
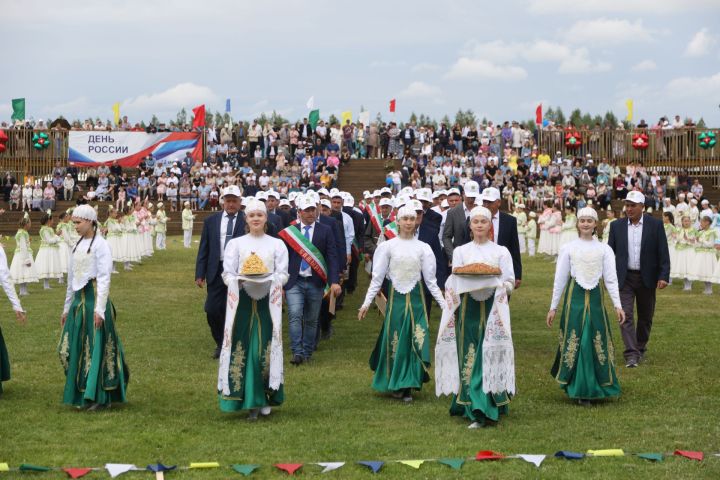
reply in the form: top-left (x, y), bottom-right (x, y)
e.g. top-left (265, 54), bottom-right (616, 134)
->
top-left (11, 98), bottom-right (25, 122)
top-left (309, 109), bottom-right (320, 130)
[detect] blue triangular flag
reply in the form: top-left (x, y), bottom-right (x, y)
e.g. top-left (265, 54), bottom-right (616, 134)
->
top-left (555, 451), bottom-right (584, 460)
top-left (147, 463), bottom-right (176, 472)
top-left (358, 461), bottom-right (384, 473)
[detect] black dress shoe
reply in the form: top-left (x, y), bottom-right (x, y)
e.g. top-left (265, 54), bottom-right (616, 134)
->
top-left (290, 354), bottom-right (304, 365)
top-left (212, 347), bottom-right (221, 359)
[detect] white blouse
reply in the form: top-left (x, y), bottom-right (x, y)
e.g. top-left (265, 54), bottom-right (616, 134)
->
top-left (451, 240), bottom-right (515, 301)
top-left (63, 235), bottom-right (113, 319)
top-left (0, 246), bottom-right (22, 311)
top-left (550, 238), bottom-right (621, 311)
top-left (361, 237), bottom-right (445, 309)
top-left (222, 233), bottom-right (289, 300)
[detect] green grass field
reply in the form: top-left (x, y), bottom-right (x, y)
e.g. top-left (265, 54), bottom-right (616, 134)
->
top-left (1, 237), bottom-right (718, 479)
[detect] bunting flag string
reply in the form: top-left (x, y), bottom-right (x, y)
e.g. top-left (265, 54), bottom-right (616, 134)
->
top-left (0, 450), bottom-right (716, 476)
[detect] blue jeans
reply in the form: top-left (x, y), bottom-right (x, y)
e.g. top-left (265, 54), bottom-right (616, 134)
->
top-left (285, 277), bottom-right (324, 358)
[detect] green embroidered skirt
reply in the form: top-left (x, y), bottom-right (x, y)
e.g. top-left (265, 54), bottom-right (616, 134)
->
top-left (0, 324), bottom-right (10, 393)
top-left (58, 282), bottom-right (129, 407)
top-left (551, 279), bottom-right (620, 400)
top-left (219, 290), bottom-right (284, 412)
top-left (449, 293), bottom-right (510, 423)
top-left (368, 282), bottom-right (430, 393)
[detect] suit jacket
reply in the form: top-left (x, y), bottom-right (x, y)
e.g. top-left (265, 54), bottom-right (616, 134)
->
top-left (268, 212), bottom-right (285, 235)
top-left (343, 206), bottom-right (365, 252)
top-left (608, 214), bottom-right (670, 289)
top-left (418, 222), bottom-right (448, 289)
top-left (442, 204), bottom-right (469, 261)
top-left (423, 207), bottom-right (442, 232)
top-left (497, 211), bottom-right (522, 281)
top-left (284, 221), bottom-right (340, 291)
top-left (195, 210), bottom-right (247, 284)
top-left (321, 213), bottom-right (347, 272)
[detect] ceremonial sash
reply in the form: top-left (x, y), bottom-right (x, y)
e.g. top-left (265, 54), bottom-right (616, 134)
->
top-left (383, 220), bottom-right (398, 239)
top-left (366, 203), bottom-right (383, 235)
top-left (351, 237), bottom-right (361, 260)
top-left (279, 225), bottom-right (329, 284)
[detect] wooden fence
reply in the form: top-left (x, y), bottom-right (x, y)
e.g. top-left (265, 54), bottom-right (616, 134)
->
top-left (0, 128), bottom-right (68, 182)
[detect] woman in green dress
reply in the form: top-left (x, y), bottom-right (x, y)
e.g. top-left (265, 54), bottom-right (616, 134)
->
top-left (59, 204), bottom-right (129, 410)
top-left (436, 206), bottom-right (516, 428)
top-left (0, 242), bottom-right (27, 394)
top-left (218, 198), bottom-right (288, 420)
top-left (546, 207), bottom-right (625, 405)
top-left (358, 205), bottom-right (447, 403)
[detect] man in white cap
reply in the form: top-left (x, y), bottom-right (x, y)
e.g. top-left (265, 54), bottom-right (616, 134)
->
top-left (363, 197), bottom-right (394, 262)
top-left (479, 186), bottom-right (522, 288)
top-left (195, 184), bottom-right (246, 359)
top-left (342, 193), bottom-right (365, 296)
top-left (441, 180), bottom-right (480, 263)
top-left (608, 190), bottom-right (670, 368)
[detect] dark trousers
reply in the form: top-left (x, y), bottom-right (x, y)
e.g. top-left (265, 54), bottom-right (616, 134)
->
top-left (619, 271), bottom-right (657, 362)
top-left (346, 254), bottom-right (360, 294)
top-left (204, 274), bottom-right (227, 348)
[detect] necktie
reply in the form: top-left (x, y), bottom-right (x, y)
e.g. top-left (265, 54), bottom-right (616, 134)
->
top-left (464, 215), bottom-right (471, 243)
top-left (225, 214), bottom-right (235, 247)
top-left (490, 217), bottom-right (495, 242)
top-left (300, 225), bottom-right (311, 272)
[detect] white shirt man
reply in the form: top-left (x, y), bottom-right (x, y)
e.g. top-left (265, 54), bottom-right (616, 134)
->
top-left (627, 216), bottom-right (643, 271)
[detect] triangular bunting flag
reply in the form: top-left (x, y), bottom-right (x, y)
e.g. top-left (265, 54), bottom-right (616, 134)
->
top-left (517, 455), bottom-right (546, 467)
top-left (19, 464), bottom-right (52, 472)
top-left (0, 463), bottom-right (8, 472)
top-left (358, 461), bottom-right (384, 473)
top-left (438, 458), bottom-right (465, 470)
top-left (399, 460), bottom-right (424, 469)
top-left (231, 464), bottom-right (260, 476)
top-left (637, 453), bottom-right (663, 462)
top-left (147, 463), bottom-right (176, 472)
top-left (476, 450), bottom-right (505, 460)
top-left (587, 449), bottom-right (624, 457)
top-left (275, 464), bottom-right (303, 475)
top-left (674, 450), bottom-right (704, 461)
top-left (105, 464), bottom-right (138, 477)
top-left (317, 462), bottom-right (345, 473)
top-left (63, 468), bottom-right (93, 479)
top-left (554, 451), bottom-right (584, 460)
top-left (189, 463), bottom-right (220, 469)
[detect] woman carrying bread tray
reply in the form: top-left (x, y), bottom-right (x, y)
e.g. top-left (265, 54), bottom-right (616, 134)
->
top-left (435, 206), bottom-right (516, 429)
top-left (358, 205), bottom-right (447, 403)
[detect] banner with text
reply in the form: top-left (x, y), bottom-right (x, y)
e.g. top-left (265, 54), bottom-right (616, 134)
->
top-left (68, 131), bottom-right (202, 167)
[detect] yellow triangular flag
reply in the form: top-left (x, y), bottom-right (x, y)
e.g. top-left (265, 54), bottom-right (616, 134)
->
top-left (399, 460), bottom-right (424, 469)
top-left (112, 102), bottom-right (121, 126)
top-left (341, 111), bottom-right (352, 125)
top-left (189, 462), bottom-right (220, 469)
top-left (0, 463), bottom-right (9, 471)
top-left (625, 99), bottom-right (633, 122)
top-left (587, 449), bottom-right (624, 457)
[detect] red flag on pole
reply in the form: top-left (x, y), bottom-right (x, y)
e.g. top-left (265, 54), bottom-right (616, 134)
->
top-left (191, 104), bottom-right (206, 129)
top-left (535, 104), bottom-right (542, 124)
top-left (389, 99), bottom-right (396, 113)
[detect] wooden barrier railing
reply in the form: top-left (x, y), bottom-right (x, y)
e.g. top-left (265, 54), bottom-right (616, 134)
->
top-left (0, 128), bottom-right (68, 181)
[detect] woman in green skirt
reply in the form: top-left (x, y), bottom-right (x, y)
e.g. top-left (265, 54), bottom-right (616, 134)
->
top-left (436, 206), bottom-right (516, 428)
top-left (547, 207), bottom-right (625, 405)
top-left (0, 241), bottom-right (27, 394)
top-left (59, 204), bottom-right (129, 410)
top-left (218, 198), bottom-right (288, 420)
top-left (358, 205), bottom-right (446, 402)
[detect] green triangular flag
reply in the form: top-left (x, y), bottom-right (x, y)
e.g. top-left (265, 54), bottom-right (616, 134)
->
top-left (438, 458), bottom-right (465, 470)
top-left (232, 464), bottom-right (260, 476)
top-left (309, 110), bottom-right (320, 130)
top-left (19, 464), bottom-right (51, 472)
top-left (637, 453), bottom-right (663, 462)
top-left (11, 98), bottom-right (25, 122)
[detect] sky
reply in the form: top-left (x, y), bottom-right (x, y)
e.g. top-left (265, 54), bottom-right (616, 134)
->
top-left (1, 0), bottom-right (720, 126)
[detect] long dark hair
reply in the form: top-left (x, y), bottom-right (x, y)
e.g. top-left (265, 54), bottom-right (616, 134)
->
top-left (73, 220), bottom-right (98, 254)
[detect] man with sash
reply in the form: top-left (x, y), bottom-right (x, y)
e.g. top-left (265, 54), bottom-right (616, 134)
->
top-left (363, 197), bottom-right (394, 262)
top-left (343, 193), bottom-right (365, 295)
top-left (279, 194), bottom-right (341, 365)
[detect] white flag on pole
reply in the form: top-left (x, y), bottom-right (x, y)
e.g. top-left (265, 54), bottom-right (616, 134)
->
top-left (306, 96), bottom-right (315, 110)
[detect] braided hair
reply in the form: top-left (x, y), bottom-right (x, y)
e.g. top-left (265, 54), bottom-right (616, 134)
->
top-left (72, 219), bottom-right (98, 254)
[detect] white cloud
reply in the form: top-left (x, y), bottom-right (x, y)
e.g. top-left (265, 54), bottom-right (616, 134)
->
top-left (665, 72), bottom-right (720, 98)
top-left (564, 18), bottom-right (654, 45)
top-left (399, 81), bottom-right (443, 98)
top-left (444, 58), bottom-right (527, 80)
top-left (411, 62), bottom-right (441, 72)
top-left (0, 104), bottom-right (11, 118)
top-left (558, 48), bottom-right (612, 74)
top-left (631, 59), bottom-right (657, 72)
top-left (462, 39), bottom-right (570, 63)
top-left (685, 28), bottom-right (718, 57)
top-left (122, 83), bottom-right (219, 113)
top-left (370, 60), bottom-right (408, 68)
top-left (528, 0), bottom-right (719, 14)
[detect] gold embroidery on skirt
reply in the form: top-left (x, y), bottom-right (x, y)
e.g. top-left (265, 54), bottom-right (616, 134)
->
top-left (104, 336), bottom-right (116, 381)
top-left (229, 341), bottom-right (246, 391)
top-left (462, 343), bottom-right (476, 386)
top-left (594, 331), bottom-right (607, 366)
top-left (58, 332), bottom-right (70, 371)
top-left (83, 337), bottom-right (92, 376)
top-left (607, 336), bottom-right (615, 366)
top-left (262, 341), bottom-right (272, 379)
top-left (564, 329), bottom-right (579, 369)
top-left (413, 324), bottom-right (426, 349)
top-left (390, 331), bottom-right (399, 359)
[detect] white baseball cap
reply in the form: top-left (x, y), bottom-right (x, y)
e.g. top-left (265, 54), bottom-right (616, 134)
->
top-left (221, 185), bottom-right (242, 198)
top-left (266, 190), bottom-right (280, 199)
top-left (343, 194), bottom-right (355, 207)
top-left (463, 180), bottom-right (480, 198)
top-left (625, 191), bottom-right (645, 204)
top-left (446, 188), bottom-right (461, 197)
top-left (320, 199), bottom-right (331, 208)
top-left (480, 187), bottom-right (501, 202)
top-left (415, 188), bottom-right (433, 203)
top-left (379, 198), bottom-right (393, 207)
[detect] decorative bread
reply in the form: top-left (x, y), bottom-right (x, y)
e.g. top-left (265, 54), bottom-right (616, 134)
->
top-left (453, 262), bottom-right (501, 276)
top-left (241, 252), bottom-right (269, 275)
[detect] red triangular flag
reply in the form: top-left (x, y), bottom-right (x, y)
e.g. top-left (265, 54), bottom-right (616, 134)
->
top-left (191, 104), bottom-right (206, 129)
top-left (63, 468), bottom-right (93, 479)
top-left (275, 463), bottom-right (303, 475)
top-left (389, 99), bottom-right (396, 113)
top-left (476, 450), bottom-right (505, 461)
top-left (674, 450), bottom-right (704, 461)
top-left (535, 104), bottom-right (542, 124)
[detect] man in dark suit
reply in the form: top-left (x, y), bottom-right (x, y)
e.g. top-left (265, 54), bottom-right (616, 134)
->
top-left (480, 187), bottom-right (522, 288)
top-left (195, 185), bottom-right (246, 358)
top-left (412, 200), bottom-right (448, 314)
top-left (265, 190), bottom-right (291, 227)
top-left (442, 182), bottom-right (481, 263)
top-left (343, 194), bottom-right (365, 295)
top-left (608, 190), bottom-right (670, 368)
top-left (282, 195), bottom-right (341, 365)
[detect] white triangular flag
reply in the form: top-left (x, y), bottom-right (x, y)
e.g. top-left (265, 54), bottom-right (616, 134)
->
top-left (105, 464), bottom-right (138, 478)
top-left (306, 96), bottom-right (315, 110)
top-left (517, 455), bottom-right (546, 467)
top-left (317, 462), bottom-right (345, 473)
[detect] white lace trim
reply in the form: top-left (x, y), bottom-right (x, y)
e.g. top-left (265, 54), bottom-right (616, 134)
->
top-left (387, 252), bottom-right (423, 294)
top-left (569, 245), bottom-right (604, 290)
